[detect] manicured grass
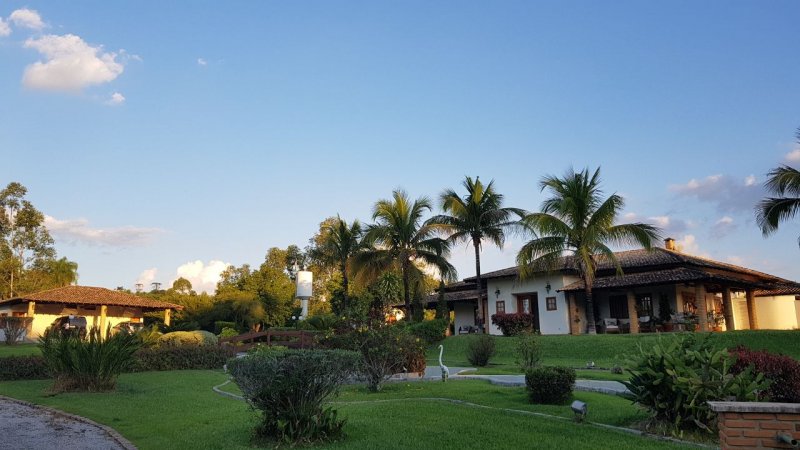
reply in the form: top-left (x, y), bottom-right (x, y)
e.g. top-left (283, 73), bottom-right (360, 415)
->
top-left (0, 370), bottom-right (694, 449)
top-left (430, 330), bottom-right (800, 372)
top-left (0, 343), bottom-right (40, 357)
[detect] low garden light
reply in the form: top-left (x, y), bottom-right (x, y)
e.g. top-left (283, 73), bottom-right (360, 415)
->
top-left (571, 400), bottom-right (588, 422)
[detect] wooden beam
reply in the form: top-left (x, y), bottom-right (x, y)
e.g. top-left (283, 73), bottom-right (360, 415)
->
top-left (99, 305), bottom-right (108, 339)
top-left (26, 301), bottom-right (35, 317)
top-left (627, 291), bottom-right (639, 334)
top-left (746, 289), bottom-right (758, 330)
top-left (695, 284), bottom-right (708, 332)
top-left (164, 308), bottom-right (172, 327)
top-left (721, 287), bottom-right (734, 331)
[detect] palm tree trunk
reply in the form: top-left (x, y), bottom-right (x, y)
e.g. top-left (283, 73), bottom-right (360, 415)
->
top-left (402, 258), bottom-right (411, 317)
top-left (473, 237), bottom-right (484, 333)
top-left (341, 261), bottom-right (349, 312)
top-left (583, 277), bottom-right (597, 334)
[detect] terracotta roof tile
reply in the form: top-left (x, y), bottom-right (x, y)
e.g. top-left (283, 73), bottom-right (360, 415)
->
top-left (1, 286), bottom-right (183, 310)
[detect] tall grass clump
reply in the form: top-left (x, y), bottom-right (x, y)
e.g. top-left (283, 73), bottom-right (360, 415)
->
top-left (39, 326), bottom-right (140, 392)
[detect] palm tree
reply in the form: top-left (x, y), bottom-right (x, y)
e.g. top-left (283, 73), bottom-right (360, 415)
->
top-left (429, 176), bottom-right (525, 331)
top-left (516, 167), bottom-right (661, 334)
top-left (354, 190), bottom-right (456, 316)
top-left (48, 257), bottom-right (79, 287)
top-left (756, 128), bottom-right (800, 244)
top-left (313, 216), bottom-right (364, 312)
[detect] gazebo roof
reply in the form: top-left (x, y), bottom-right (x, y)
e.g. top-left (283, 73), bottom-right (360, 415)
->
top-left (0, 285), bottom-right (183, 310)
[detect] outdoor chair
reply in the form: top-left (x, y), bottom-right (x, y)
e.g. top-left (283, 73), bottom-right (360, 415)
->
top-left (601, 318), bottom-right (620, 334)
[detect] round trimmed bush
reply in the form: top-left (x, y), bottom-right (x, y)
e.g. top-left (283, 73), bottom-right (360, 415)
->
top-left (525, 366), bottom-right (576, 404)
top-left (466, 334), bottom-right (496, 367)
top-left (159, 330), bottom-right (218, 347)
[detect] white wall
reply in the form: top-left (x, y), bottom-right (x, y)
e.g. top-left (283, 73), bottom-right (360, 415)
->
top-left (486, 275), bottom-right (570, 335)
top-left (453, 302), bottom-right (476, 333)
top-left (754, 296), bottom-right (799, 330)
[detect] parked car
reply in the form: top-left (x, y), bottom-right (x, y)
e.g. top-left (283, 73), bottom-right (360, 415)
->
top-left (49, 315), bottom-right (88, 338)
top-left (111, 321), bottom-right (144, 335)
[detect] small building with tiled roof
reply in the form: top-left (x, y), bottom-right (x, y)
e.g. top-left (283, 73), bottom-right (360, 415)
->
top-left (430, 238), bottom-right (800, 335)
top-left (0, 285), bottom-right (182, 342)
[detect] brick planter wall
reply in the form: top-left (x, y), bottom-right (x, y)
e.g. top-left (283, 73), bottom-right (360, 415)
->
top-left (708, 401), bottom-right (800, 449)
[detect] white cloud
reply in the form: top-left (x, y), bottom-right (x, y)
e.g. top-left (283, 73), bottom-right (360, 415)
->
top-left (136, 268), bottom-right (158, 291)
top-left (197, 57), bottom-right (207, 66)
top-left (710, 216), bottom-right (737, 239)
top-left (106, 92), bottom-right (125, 105)
top-left (786, 148), bottom-right (800, 163)
top-left (44, 215), bottom-right (162, 247)
top-left (172, 260), bottom-right (231, 294)
top-left (9, 8), bottom-right (45, 31)
top-left (670, 174), bottom-right (763, 212)
top-left (623, 212), bottom-right (690, 238)
top-left (0, 18), bottom-right (10, 37)
top-left (22, 34), bottom-right (124, 91)
top-left (675, 234), bottom-right (706, 256)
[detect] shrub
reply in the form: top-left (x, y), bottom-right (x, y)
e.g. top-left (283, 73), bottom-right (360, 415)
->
top-left (228, 349), bottom-right (360, 444)
top-left (624, 334), bottom-right (767, 432)
top-left (324, 325), bottom-right (426, 392)
top-left (407, 319), bottom-right (448, 345)
top-left (159, 330), bottom-right (218, 347)
top-left (731, 347), bottom-right (800, 403)
top-left (0, 355), bottom-right (49, 381)
top-left (131, 345), bottom-right (235, 372)
top-left (526, 366), bottom-right (576, 404)
top-left (491, 313), bottom-right (535, 336)
top-left (466, 334), bottom-right (496, 367)
top-left (516, 332), bottom-right (541, 372)
top-left (214, 321), bottom-right (237, 334)
top-left (133, 324), bottom-right (162, 348)
top-left (218, 327), bottom-right (239, 340)
top-left (305, 314), bottom-right (340, 331)
top-left (1, 317), bottom-right (32, 345)
top-left (39, 326), bottom-right (141, 392)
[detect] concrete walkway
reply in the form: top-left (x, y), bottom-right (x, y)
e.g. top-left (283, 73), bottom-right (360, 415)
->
top-left (415, 367), bottom-right (630, 396)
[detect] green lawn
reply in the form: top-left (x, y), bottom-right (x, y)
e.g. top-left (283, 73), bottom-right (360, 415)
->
top-left (429, 330), bottom-right (800, 373)
top-left (0, 370), bottom-right (694, 449)
top-left (0, 343), bottom-right (40, 357)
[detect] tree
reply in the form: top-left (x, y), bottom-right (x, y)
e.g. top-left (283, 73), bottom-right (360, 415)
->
top-left (171, 277), bottom-right (194, 295)
top-left (354, 190), bottom-right (455, 318)
top-left (46, 257), bottom-right (79, 287)
top-left (516, 167), bottom-right (661, 334)
top-left (0, 182), bottom-right (56, 298)
top-left (756, 128), bottom-right (800, 244)
top-left (309, 215), bottom-right (365, 313)
top-left (430, 176), bottom-right (524, 331)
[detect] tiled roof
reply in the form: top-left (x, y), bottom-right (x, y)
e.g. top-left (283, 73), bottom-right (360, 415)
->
top-left (0, 286), bottom-right (183, 310)
top-left (558, 268), bottom-right (757, 292)
top-left (754, 284), bottom-right (800, 297)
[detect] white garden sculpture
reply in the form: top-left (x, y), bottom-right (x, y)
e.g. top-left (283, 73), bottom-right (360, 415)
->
top-left (438, 344), bottom-right (450, 382)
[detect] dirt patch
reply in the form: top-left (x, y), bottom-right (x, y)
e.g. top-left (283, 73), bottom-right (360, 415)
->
top-left (0, 396), bottom-right (134, 450)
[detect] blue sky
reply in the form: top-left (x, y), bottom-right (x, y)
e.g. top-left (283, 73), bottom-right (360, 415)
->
top-left (2, 1), bottom-right (799, 293)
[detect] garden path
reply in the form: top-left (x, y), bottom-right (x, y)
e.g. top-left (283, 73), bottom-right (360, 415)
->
top-left (0, 396), bottom-right (134, 450)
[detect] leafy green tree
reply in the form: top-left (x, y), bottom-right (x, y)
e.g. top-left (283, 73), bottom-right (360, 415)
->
top-left (756, 129), bottom-right (800, 245)
top-left (430, 176), bottom-right (524, 330)
top-left (309, 215), bottom-right (365, 313)
top-left (354, 190), bottom-right (455, 318)
top-left (171, 277), bottom-right (194, 295)
top-left (0, 182), bottom-right (56, 298)
top-left (516, 168), bottom-right (661, 334)
top-left (46, 257), bottom-right (79, 287)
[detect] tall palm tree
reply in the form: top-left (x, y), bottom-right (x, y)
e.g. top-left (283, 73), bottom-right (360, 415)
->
top-left (354, 190), bottom-right (455, 316)
top-left (48, 257), bottom-right (79, 287)
top-left (314, 216), bottom-right (364, 312)
top-left (756, 128), bottom-right (800, 244)
top-left (429, 176), bottom-right (525, 331)
top-left (516, 167), bottom-right (661, 334)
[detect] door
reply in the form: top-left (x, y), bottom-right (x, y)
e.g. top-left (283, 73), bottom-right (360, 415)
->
top-left (516, 293), bottom-right (540, 332)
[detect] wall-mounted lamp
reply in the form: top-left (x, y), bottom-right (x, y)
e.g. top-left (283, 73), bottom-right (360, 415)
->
top-left (495, 288), bottom-right (501, 299)
top-left (545, 281), bottom-right (552, 294)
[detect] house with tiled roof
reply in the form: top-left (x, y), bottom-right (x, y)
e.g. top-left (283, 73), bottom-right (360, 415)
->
top-left (0, 285), bottom-right (182, 342)
top-left (428, 238), bottom-right (800, 335)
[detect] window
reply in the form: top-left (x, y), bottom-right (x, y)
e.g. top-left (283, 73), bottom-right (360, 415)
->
top-left (636, 294), bottom-right (653, 317)
top-left (546, 297), bottom-right (557, 311)
top-left (496, 301), bottom-right (505, 315)
top-left (682, 292), bottom-right (696, 314)
top-left (609, 295), bottom-right (629, 319)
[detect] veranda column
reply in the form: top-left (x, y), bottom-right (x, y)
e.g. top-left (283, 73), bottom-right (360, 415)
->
top-left (99, 305), bottom-right (108, 339)
top-left (567, 293), bottom-right (578, 335)
top-left (695, 284), bottom-right (708, 332)
top-left (626, 290), bottom-right (639, 334)
top-left (745, 289), bottom-right (759, 330)
top-left (26, 301), bottom-right (35, 317)
top-left (721, 287), bottom-right (734, 331)
top-left (164, 308), bottom-right (172, 327)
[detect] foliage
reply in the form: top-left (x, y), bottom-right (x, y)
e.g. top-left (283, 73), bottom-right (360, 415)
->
top-left (353, 190), bottom-right (455, 315)
top-left (1, 316), bottom-right (32, 345)
top-left (218, 327), bottom-right (239, 340)
top-left (0, 355), bottom-right (49, 380)
top-left (525, 366), bottom-right (576, 404)
top-left (731, 346), bottom-right (800, 403)
top-left (159, 330), bottom-right (218, 347)
top-left (324, 325), bottom-right (426, 392)
top-left (38, 326), bottom-right (141, 392)
top-left (132, 324), bottom-right (162, 348)
top-left (516, 167), bottom-right (661, 334)
top-left (307, 216), bottom-right (365, 313)
top-left (466, 334), bottom-right (496, 367)
top-left (131, 345), bottom-right (235, 372)
top-left (304, 313), bottom-right (340, 331)
top-left (214, 320), bottom-right (237, 334)
top-left (491, 313), bottom-right (535, 336)
top-left (516, 332), bottom-right (541, 372)
top-left (623, 334), bottom-right (767, 432)
top-left (756, 128), bottom-right (800, 245)
top-left (228, 349), bottom-right (360, 444)
top-left (406, 318), bottom-right (448, 345)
